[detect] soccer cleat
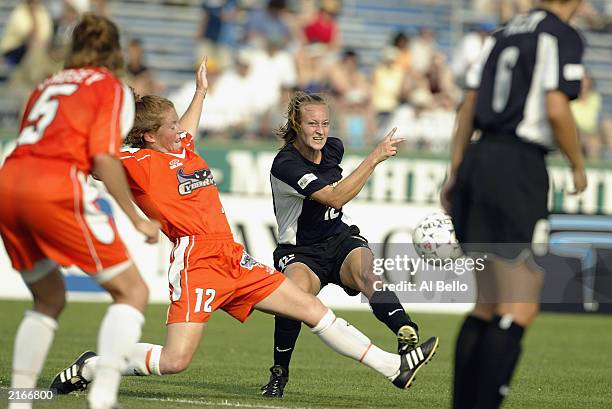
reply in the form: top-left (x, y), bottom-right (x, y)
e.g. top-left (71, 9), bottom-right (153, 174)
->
top-left (50, 350), bottom-right (97, 394)
top-left (397, 322), bottom-right (420, 354)
top-left (260, 365), bottom-right (288, 398)
top-left (392, 336), bottom-right (439, 389)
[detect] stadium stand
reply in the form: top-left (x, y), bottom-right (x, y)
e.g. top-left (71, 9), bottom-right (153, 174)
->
top-left (1, 0), bottom-right (611, 146)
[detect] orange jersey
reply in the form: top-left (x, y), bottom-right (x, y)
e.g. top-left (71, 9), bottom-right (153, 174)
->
top-left (8, 66), bottom-right (134, 173)
top-left (120, 133), bottom-right (232, 240)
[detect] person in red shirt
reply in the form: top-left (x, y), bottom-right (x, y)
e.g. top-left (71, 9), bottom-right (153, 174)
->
top-left (302, 0), bottom-right (341, 51)
top-left (0, 14), bottom-right (160, 409)
top-left (51, 58), bottom-right (439, 396)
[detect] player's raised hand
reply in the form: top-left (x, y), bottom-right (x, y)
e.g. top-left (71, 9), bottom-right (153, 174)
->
top-left (135, 218), bottom-right (161, 244)
top-left (370, 127), bottom-right (406, 165)
top-left (195, 56), bottom-right (208, 95)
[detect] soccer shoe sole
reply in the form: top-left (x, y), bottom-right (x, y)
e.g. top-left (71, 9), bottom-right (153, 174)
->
top-left (50, 350), bottom-right (96, 394)
top-left (394, 336), bottom-right (439, 390)
top-left (397, 324), bottom-right (419, 349)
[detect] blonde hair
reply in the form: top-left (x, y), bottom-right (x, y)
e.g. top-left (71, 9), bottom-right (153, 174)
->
top-left (64, 14), bottom-right (123, 74)
top-left (275, 91), bottom-right (328, 148)
top-left (124, 95), bottom-right (175, 148)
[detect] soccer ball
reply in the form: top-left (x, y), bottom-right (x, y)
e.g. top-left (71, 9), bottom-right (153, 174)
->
top-left (412, 212), bottom-right (462, 261)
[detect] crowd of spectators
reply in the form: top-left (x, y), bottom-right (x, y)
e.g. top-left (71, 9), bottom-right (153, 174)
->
top-left (1, 0), bottom-right (612, 158)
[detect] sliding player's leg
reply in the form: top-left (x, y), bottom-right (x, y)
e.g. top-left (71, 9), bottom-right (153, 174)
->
top-left (255, 277), bottom-right (438, 389)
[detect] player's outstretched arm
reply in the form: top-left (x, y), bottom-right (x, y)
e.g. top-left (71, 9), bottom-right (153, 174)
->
top-left (179, 57), bottom-right (208, 138)
top-left (440, 90), bottom-right (477, 213)
top-left (93, 153), bottom-right (161, 243)
top-left (547, 90), bottom-right (587, 194)
top-left (311, 128), bottom-right (404, 209)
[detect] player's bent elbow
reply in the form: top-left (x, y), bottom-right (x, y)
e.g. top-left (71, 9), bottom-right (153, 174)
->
top-left (311, 189), bottom-right (344, 210)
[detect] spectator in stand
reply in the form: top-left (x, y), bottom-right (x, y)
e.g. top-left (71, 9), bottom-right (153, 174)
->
top-left (248, 34), bottom-right (297, 115)
top-left (328, 49), bottom-right (374, 147)
top-left (372, 47), bottom-right (404, 132)
top-left (295, 42), bottom-right (330, 94)
top-left (50, 0), bottom-right (90, 68)
top-left (571, 72), bottom-right (603, 158)
top-left (426, 53), bottom-right (460, 110)
top-left (391, 31), bottom-right (413, 74)
top-left (451, 21), bottom-right (496, 87)
top-left (1, 0), bottom-right (54, 92)
top-left (302, 0), bottom-right (341, 51)
top-left (125, 38), bottom-right (165, 97)
top-left (410, 27), bottom-right (438, 76)
top-left (245, 0), bottom-right (291, 49)
top-left (196, 0), bottom-right (238, 72)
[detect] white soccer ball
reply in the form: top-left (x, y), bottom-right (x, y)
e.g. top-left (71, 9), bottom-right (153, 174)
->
top-left (412, 212), bottom-right (463, 261)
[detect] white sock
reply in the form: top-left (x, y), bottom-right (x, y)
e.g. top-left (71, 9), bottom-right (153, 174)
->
top-left (87, 304), bottom-right (144, 409)
top-left (82, 343), bottom-right (162, 381)
top-left (311, 309), bottom-right (400, 379)
top-left (8, 311), bottom-right (57, 409)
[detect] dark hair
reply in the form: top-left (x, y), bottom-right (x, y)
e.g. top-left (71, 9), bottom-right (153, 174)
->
top-left (64, 14), bottom-right (123, 74)
top-left (393, 32), bottom-right (409, 46)
top-left (342, 48), bottom-right (357, 60)
top-left (275, 92), bottom-right (328, 148)
top-left (124, 95), bottom-right (175, 148)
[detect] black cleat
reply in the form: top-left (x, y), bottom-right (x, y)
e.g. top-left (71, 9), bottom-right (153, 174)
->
top-left (397, 322), bottom-right (420, 354)
top-left (392, 336), bottom-right (439, 389)
top-left (50, 351), bottom-right (97, 394)
top-left (260, 365), bottom-right (288, 398)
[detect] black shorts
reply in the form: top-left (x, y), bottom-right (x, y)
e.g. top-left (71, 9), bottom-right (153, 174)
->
top-left (451, 134), bottom-right (549, 260)
top-left (273, 225), bottom-right (370, 296)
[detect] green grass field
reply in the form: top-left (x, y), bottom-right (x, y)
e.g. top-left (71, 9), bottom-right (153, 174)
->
top-left (1, 300), bottom-right (610, 409)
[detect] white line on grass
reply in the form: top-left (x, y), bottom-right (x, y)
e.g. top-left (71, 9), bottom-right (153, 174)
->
top-left (0, 387), bottom-right (353, 409)
top-left (135, 396), bottom-right (352, 409)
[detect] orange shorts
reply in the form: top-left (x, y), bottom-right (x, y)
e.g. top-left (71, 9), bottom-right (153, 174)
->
top-left (165, 235), bottom-right (285, 324)
top-left (0, 157), bottom-right (131, 281)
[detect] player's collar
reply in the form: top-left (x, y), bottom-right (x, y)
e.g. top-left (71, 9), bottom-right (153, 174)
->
top-left (163, 149), bottom-right (186, 159)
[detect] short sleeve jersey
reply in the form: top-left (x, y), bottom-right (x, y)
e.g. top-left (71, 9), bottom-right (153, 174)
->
top-left (466, 8), bottom-right (585, 149)
top-left (120, 133), bottom-right (232, 240)
top-left (9, 67), bottom-right (134, 173)
top-left (270, 137), bottom-right (351, 246)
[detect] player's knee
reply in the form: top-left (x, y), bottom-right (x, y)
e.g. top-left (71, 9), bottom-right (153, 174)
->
top-left (33, 293), bottom-right (66, 319)
top-left (162, 352), bottom-right (193, 374)
top-left (301, 295), bottom-right (327, 326)
top-left (107, 273), bottom-right (149, 311)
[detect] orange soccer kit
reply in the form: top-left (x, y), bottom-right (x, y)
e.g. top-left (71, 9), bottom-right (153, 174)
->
top-left (0, 67), bottom-right (135, 281)
top-left (120, 133), bottom-right (284, 324)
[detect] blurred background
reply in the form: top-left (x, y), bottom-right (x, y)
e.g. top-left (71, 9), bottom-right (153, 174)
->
top-left (0, 0), bottom-right (611, 156)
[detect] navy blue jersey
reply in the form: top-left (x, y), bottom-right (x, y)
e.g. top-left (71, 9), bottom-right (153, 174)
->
top-left (270, 137), bottom-right (351, 246)
top-left (466, 8), bottom-right (585, 149)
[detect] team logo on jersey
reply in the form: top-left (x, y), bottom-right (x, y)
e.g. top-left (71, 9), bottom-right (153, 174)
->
top-left (177, 168), bottom-right (215, 195)
top-left (169, 159), bottom-right (183, 169)
top-left (240, 251), bottom-right (263, 270)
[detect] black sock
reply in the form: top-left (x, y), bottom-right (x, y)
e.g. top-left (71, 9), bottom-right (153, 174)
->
top-left (368, 290), bottom-right (416, 334)
top-left (452, 315), bottom-right (489, 409)
top-left (475, 314), bottom-right (525, 409)
top-left (273, 316), bottom-right (302, 374)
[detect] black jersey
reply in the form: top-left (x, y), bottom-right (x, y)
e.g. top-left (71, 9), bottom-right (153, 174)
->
top-left (270, 137), bottom-right (351, 246)
top-left (466, 8), bottom-right (584, 149)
